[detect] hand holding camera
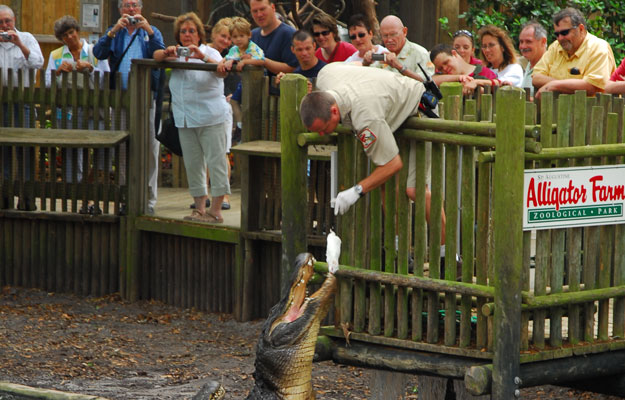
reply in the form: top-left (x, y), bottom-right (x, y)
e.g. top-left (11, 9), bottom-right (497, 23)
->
top-left (176, 46), bottom-right (190, 57)
top-left (0, 32), bottom-right (12, 41)
top-left (371, 53), bottom-right (386, 62)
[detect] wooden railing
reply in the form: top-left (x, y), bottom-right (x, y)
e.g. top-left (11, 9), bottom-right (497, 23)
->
top-left (280, 74), bottom-right (625, 397)
top-left (0, 68), bottom-right (130, 214)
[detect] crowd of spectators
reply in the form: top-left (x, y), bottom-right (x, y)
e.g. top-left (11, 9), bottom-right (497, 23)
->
top-left (1, 1), bottom-right (624, 221)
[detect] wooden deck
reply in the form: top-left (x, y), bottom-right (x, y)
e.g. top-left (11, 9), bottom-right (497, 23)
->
top-left (154, 187), bottom-right (242, 229)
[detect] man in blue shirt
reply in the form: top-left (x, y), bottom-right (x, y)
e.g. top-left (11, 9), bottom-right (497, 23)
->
top-left (247, 0), bottom-right (298, 75)
top-left (276, 30), bottom-right (326, 85)
top-left (93, 0), bottom-right (165, 215)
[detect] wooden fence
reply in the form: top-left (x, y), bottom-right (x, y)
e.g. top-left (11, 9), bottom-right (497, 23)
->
top-left (280, 75), bottom-right (625, 397)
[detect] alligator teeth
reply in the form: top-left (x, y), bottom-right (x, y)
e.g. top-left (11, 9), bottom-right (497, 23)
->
top-left (300, 279), bottom-right (305, 284)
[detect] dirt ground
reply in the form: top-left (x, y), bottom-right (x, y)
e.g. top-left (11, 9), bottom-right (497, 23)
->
top-left (0, 286), bottom-right (623, 400)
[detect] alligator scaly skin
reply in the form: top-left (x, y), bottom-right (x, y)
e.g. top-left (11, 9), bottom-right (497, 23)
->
top-left (247, 253), bottom-right (336, 400)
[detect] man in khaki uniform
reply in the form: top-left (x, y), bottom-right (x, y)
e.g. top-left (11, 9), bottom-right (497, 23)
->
top-left (299, 63), bottom-right (425, 215)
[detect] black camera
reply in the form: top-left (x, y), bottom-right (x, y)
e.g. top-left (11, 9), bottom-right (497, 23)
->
top-left (127, 16), bottom-right (138, 25)
top-left (417, 64), bottom-right (442, 118)
top-left (0, 32), bottom-right (11, 41)
top-left (177, 47), bottom-right (191, 57)
top-left (371, 53), bottom-right (386, 62)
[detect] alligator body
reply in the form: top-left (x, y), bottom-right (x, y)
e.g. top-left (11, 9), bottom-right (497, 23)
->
top-left (246, 252), bottom-right (337, 399)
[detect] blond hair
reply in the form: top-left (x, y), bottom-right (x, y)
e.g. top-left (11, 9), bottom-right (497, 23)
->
top-left (229, 16), bottom-right (252, 36)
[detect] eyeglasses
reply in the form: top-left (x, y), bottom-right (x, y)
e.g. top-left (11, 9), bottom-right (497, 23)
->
top-left (454, 29), bottom-right (473, 38)
top-left (313, 30), bottom-right (331, 37)
top-left (0, 18), bottom-right (13, 25)
top-left (121, 2), bottom-right (141, 9)
top-left (349, 32), bottom-right (367, 40)
top-left (482, 42), bottom-right (499, 49)
top-left (181, 28), bottom-right (196, 34)
top-left (381, 31), bottom-right (401, 40)
top-left (554, 26), bottom-right (577, 37)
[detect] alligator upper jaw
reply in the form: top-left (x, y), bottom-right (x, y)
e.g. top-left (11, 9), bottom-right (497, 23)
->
top-left (268, 253), bottom-right (332, 330)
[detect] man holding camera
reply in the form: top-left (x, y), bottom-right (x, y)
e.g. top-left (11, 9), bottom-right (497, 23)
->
top-left (363, 15), bottom-right (433, 83)
top-left (0, 5), bottom-right (44, 89)
top-left (93, 0), bottom-right (165, 214)
top-left (299, 63), bottom-right (425, 215)
top-left (0, 5), bottom-right (43, 210)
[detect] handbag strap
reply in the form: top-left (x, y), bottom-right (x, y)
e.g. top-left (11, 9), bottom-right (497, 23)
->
top-left (112, 30), bottom-right (139, 72)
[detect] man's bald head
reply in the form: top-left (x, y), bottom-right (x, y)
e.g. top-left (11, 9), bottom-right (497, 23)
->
top-left (379, 15), bottom-right (407, 54)
top-left (380, 15), bottom-right (403, 30)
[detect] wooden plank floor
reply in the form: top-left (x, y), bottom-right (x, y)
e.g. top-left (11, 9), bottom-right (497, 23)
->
top-left (12, 187), bottom-right (242, 229)
top-left (155, 187), bottom-right (242, 228)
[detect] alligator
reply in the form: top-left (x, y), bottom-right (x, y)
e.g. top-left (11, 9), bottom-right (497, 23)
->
top-left (193, 233), bottom-right (340, 400)
top-left (246, 252), bottom-right (337, 399)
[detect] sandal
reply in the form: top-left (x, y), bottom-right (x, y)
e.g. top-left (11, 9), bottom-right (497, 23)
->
top-left (183, 209), bottom-right (224, 223)
top-left (221, 201), bottom-right (231, 210)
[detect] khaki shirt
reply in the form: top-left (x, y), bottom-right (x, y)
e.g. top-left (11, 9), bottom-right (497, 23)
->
top-left (316, 63), bottom-right (425, 166)
top-left (533, 32), bottom-right (615, 90)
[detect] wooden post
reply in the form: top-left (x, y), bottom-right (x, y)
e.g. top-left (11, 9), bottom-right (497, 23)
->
top-left (237, 67), bottom-right (264, 321)
top-left (123, 62), bottom-right (150, 301)
top-left (492, 87), bottom-right (525, 398)
top-left (279, 74), bottom-right (308, 295)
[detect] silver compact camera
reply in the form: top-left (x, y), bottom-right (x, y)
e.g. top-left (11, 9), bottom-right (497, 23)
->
top-left (177, 47), bottom-right (191, 57)
top-left (371, 53), bottom-right (386, 62)
top-left (0, 32), bottom-right (11, 41)
top-left (126, 16), bottom-right (138, 25)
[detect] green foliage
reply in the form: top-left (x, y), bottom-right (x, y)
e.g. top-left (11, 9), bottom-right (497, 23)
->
top-left (460, 0), bottom-right (625, 62)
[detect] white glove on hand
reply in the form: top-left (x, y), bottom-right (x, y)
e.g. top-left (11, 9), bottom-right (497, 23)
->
top-left (334, 186), bottom-right (361, 215)
top-left (326, 230), bottom-right (342, 274)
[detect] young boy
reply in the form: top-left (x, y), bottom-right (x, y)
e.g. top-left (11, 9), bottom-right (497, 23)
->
top-left (217, 17), bottom-right (264, 72)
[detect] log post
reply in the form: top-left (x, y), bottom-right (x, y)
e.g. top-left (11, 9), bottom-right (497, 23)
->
top-left (491, 87), bottom-right (525, 398)
top-left (279, 74), bottom-right (309, 295)
top-left (122, 62), bottom-right (150, 301)
top-left (237, 66), bottom-right (264, 321)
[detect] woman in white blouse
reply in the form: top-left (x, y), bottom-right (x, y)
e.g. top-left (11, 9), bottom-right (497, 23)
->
top-left (478, 25), bottom-right (523, 87)
top-left (153, 12), bottom-right (230, 223)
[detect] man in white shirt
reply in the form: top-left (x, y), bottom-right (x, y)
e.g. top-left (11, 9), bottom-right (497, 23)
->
top-left (0, 5), bottom-right (44, 88)
top-left (0, 5), bottom-right (43, 210)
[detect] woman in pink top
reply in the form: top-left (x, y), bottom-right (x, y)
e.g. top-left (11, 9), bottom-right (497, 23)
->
top-left (312, 13), bottom-right (356, 63)
top-left (453, 29), bottom-right (482, 65)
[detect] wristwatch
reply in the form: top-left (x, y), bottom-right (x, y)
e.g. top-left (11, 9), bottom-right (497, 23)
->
top-left (354, 184), bottom-right (364, 197)
top-left (399, 65), bottom-right (408, 74)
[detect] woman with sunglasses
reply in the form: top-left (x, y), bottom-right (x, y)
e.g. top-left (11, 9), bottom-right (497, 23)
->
top-left (312, 13), bottom-right (356, 63)
top-left (344, 13), bottom-right (388, 63)
top-left (452, 29), bottom-right (481, 65)
top-left (478, 25), bottom-right (523, 87)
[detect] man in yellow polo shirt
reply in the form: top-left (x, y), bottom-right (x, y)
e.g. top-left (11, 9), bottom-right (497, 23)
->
top-left (533, 7), bottom-right (615, 99)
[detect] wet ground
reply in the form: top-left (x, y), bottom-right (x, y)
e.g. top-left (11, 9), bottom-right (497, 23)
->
top-left (0, 286), bottom-right (622, 399)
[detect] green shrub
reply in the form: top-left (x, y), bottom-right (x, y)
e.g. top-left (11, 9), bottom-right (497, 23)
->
top-left (461, 0), bottom-right (625, 63)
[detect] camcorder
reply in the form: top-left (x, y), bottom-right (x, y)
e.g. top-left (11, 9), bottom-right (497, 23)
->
top-left (417, 63), bottom-right (442, 118)
top-left (177, 47), bottom-right (191, 57)
top-left (0, 32), bottom-right (11, 41)
top-left (126, 16), bottom-right (138, 25)
top-left (371, 53), bottom-right (386, 62)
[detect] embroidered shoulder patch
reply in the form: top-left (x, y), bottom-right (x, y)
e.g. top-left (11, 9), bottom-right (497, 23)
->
top-left (357, 128), bottom-right (377, 149)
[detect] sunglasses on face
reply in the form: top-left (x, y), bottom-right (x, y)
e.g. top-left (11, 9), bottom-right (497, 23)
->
top-left (554, 26), bottom-right (577, 37)
top-left (349, 32), bottom-right (367, 40)
top-left (313, 30), bottom-right (331, 37)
